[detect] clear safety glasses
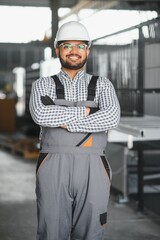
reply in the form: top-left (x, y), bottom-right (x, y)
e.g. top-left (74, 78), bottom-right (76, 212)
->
top-left (59, 43), bottom-right (88, 52)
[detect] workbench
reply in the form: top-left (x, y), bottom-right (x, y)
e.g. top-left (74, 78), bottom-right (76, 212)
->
top-left (108, 115), bottom-right (160, 211)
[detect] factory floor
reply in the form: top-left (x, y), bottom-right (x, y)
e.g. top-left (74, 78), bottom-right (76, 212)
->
top-left (0, 149), bottom-right (160, 240)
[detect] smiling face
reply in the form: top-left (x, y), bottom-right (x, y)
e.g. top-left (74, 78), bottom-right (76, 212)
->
top-left (56, 40), bottom-right (90, 71)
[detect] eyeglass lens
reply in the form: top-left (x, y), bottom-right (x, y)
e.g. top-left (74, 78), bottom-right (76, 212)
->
top-left (60, 43), bottom-right (87, 51)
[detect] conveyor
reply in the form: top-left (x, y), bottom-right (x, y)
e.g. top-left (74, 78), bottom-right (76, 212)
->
top-left (108, 115), bottom-right (160, 211)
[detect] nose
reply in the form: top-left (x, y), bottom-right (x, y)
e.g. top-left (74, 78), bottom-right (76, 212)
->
top-left (70, 45), bottom-right (78, 53)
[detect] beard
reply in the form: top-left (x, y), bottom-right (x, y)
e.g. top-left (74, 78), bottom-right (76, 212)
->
top-left (59, 53), bottom-right (87, 70)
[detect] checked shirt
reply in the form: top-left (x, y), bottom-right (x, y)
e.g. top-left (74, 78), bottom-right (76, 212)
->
top-left (29, 69), bottom-right (120, 133)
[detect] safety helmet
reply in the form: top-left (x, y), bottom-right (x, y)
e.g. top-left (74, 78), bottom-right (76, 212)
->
top-left (54, 21), bottom-right (91, 48)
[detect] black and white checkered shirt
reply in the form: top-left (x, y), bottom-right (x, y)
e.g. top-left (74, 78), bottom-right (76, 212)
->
top-left (29, 69), bottom-right (120, 133)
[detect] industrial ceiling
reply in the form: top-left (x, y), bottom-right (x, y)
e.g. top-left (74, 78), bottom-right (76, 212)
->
top-left (0, 0), bottom-right (160, 70)
top-left (0, 0), bottom-right (160, 11)
top-left (0, 1), bottom-right (160, 24)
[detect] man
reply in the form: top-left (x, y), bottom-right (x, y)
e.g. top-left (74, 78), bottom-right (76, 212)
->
top-left (29, 21), bottom-right (120, 240)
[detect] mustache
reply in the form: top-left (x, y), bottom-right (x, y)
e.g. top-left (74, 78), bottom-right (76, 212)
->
top-left (66, 54), bottom-right (81, 58)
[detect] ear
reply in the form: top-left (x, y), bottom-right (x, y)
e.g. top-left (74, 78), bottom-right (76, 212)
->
top-left (86, 48), bottom-right (90, 58)
top-left (55, 48), bottom-right (59, 58)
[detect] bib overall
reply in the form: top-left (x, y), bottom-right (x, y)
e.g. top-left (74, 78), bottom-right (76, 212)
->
top-left (36, 75), bottom-right (112, 240)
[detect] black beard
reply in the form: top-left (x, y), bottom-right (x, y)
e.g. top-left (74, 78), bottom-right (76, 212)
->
top-left (59, 54), bottom-right (87, 70)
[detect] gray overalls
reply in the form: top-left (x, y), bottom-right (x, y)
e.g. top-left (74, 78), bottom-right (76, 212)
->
top-left (36, 75), bottom-right (112, 240)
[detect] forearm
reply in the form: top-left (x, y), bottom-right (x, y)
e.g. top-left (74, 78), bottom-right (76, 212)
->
top-left (29, 81), bottom-right (86, 127)
top-left (67, 79), bottom-right (121, 133)
top-left (30, 101), bottom-right (86, 127)
top-left (67, 105), bottom-right (120, 133)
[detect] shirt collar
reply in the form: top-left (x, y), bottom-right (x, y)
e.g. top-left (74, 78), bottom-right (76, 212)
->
top-left (59, 69), bottom-right (85, 81)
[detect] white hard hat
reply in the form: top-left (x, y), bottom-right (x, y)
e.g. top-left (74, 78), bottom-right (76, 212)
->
top-left (54, 21), bottom-right (91, 48)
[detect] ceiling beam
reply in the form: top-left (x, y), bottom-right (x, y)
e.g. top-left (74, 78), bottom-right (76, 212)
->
top-left (60, 0), bottom-right (119, 21)
top-left (0, 0), bottom-right (50, 7)
top-left (0, 0), bottom-right (78, 8)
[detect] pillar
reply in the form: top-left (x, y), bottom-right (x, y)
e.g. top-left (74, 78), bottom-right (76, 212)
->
top-left (50, 0), bottom-right (59, 58)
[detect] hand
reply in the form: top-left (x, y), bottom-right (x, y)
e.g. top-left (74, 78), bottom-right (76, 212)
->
top-left (86, 107), bottom-right (90, 116)
top-left (60, 124), bottom-right (68, 129)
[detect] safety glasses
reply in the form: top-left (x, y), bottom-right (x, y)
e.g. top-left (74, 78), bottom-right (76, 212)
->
top-left (59, 43), bottom-right (88, 52)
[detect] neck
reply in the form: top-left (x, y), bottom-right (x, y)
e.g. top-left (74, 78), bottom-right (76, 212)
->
top-left (62, 67), bottom-right (83, 79)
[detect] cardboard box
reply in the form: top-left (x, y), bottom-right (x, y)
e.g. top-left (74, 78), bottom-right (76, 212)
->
top-left (0, 99), bottom-right (16, 133)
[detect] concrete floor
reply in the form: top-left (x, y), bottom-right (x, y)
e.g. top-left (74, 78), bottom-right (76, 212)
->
top-left (0, 150), bottom-right (160, 240)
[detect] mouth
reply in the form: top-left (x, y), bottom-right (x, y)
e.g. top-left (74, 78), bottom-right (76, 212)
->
top-left (67, 54), bottom-right (81, 61)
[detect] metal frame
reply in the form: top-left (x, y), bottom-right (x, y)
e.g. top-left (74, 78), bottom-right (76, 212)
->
top-left (108, 116), bottom-right (160, 211)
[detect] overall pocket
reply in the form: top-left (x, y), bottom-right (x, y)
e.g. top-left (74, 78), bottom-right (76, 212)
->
top-left (36, 153), bottom-right (48, 175)
top-left (100, 155), bottom-right (112, 182)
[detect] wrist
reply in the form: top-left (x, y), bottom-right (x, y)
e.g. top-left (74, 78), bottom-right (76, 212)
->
top-left (86, 107), bottom-right (90, 116)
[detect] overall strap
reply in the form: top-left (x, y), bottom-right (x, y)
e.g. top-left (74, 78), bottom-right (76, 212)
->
top-left (51, 74), bottom-right (99, 100)
top-left (87, 76), bottom-right (99, 101)
top-left (51, 75), bottom-right (65, 99)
